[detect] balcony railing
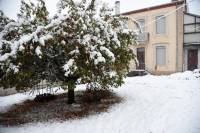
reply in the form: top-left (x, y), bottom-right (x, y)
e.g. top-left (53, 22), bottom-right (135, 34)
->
top-left (137, 32), bottom-right (149, 44)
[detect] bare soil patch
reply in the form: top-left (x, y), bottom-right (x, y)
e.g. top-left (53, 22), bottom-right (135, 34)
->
top-left (0, 90), bottom-right (121, 126)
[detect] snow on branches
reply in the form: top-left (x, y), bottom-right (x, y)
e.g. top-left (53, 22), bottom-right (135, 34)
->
top-left (0, 0), bottom-right (137, 93)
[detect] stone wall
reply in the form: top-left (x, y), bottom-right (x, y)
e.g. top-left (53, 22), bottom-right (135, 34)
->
top-left (0, 87), bottom-right (17, 96)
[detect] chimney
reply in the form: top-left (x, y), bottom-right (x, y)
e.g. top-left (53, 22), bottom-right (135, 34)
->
top-left (184, 0), bottom-right (188, 12)
top-left (172, 0), bottom-right (188, 12)
top-left (115, 1), bottom-right (120, 15)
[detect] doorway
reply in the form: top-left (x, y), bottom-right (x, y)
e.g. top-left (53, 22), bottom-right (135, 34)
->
top-left (137, 48), bottom-right (145, 70)
top-left (188, 49), bottom-right (198, 70)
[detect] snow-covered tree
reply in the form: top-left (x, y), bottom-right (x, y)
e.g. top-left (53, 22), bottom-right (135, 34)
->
top-left (0, 0), bottom-right (137, 104)
top-left (0, 0), bottom-right (50, 90)
top-left (0, 11), bottom-right (11, 32)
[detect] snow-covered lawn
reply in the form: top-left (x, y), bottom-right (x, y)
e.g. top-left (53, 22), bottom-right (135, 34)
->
top-left (0, 70), bottom-right (200, 133)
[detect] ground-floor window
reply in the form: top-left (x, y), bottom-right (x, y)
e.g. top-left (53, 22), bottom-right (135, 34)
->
top-left (156, 46), bottom-right (166, 66)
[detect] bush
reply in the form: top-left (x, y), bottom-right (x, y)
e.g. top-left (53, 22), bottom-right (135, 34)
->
top-left (34, 93), bottom-right (56, 103)
top-left (82, 89), bottom-right (111, 103)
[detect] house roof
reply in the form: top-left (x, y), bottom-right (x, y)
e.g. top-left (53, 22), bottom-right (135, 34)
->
top-left (122, 1), bottom-right (185, 15)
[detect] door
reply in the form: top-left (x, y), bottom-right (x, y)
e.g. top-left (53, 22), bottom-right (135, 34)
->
top-left (188, 49), bottom-right (198, 70)
top-left (137, 48), bottom-right (145, 70)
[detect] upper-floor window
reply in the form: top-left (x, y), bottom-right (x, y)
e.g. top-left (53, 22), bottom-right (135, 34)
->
top-left (184, 15), bottom-right (200, 33)
top-left (123, 20), bottom-right (128, 29)
top-left (137, 19), bottom-right (145, 32)
top-left (156, 15), bottom-right (166, 34)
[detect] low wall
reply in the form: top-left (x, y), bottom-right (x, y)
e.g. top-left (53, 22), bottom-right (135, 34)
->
top-left (0, 87), bottom-right (17, 96)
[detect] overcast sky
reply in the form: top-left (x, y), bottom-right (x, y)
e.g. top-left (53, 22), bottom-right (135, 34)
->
top-left (0, 0), bottom-right (199, 20)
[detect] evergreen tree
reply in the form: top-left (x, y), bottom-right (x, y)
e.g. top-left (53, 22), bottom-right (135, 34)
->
top-left (0, 0), bottom-right (137, 104)
top-left (0, 10), bottom-right (11, 31)
top-left (0, 0), bottom-right (50, 91)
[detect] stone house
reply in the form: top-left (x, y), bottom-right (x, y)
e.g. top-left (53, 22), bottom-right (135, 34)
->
top-left (118, 0), bottom-right (200, 74)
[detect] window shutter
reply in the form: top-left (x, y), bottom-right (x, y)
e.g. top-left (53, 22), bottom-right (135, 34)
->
top-left (156, 15), bottom-right (166, 34)
top-left (156, 46), bottom-right (166, 66)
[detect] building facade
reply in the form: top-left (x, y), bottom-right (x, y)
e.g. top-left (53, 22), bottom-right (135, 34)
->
top-left (183, 13), bottom-right (200, 71)
top-left (121, 0), bottom-right (199, 74)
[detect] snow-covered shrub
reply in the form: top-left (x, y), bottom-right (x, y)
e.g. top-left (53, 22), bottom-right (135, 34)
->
top-left (193, 69), bottom-right (200, 78)
top-left (0, 0), bottom-right (50, 91)
top-left (0, 0), bottom-right (137, 104)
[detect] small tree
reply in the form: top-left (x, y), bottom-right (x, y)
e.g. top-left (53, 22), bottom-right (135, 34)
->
top-left (0, 0), bottom-right (50, 91)
top-left (0, 0), bottom-right (137, 104)
top-left (54, 0), bottom-right (137, 103)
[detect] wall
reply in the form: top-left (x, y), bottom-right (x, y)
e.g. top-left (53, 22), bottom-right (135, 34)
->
top-left (126, 5), bottom-right (181, 74)
top-left (176, 4), bottom-right (184, 72)
top-left (183, 13), bottom-right (200, 70)
top-left (0, 87), bottom-right (17, 96)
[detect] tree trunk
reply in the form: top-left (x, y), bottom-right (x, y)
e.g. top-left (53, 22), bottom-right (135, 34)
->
top-left (68, 88), bottom-right (75, 104)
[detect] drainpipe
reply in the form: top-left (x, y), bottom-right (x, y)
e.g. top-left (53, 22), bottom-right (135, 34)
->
top-left (183, 0), bottom-right (186, 71)
top-left (184, 0), bottom-right (188, 12)
top-left (176, 2), bottom-right (179, 72)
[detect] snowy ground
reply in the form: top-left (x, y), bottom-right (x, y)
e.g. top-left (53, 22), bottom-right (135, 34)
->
top-left (0, 70), bottom-right (200, 133)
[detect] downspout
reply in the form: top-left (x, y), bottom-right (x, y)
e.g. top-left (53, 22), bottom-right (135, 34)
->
top-left (183, 0), bottom-right (187, 71)
top-left (176, 2), bottom-right (179, 72)
top-left (175, 1), bottom-right (185, 72)
top-left (183, 14), bottom-right (185, 71)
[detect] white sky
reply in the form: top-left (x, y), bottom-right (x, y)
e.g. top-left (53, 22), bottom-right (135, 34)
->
top-left (0, 0), bottom-right (199, 20)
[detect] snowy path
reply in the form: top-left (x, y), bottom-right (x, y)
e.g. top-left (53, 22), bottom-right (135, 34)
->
top-left (0, 71), bottom-right (200, 133)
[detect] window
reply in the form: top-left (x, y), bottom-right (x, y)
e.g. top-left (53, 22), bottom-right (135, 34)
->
top-left (196, 24), bottom-right (200, 32)
top-left (156, 46), bottom-right (166, 66)
top-left (156, 15), bottom-right (166, 34)
top-left (196, 17), bottom-right (200, 23)
top-left (137, 19), bottom-right (145, 32)
top-left (184, 25), bottom-right (196, 33)
top-left (123, 20), bottom-right (128, 29)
